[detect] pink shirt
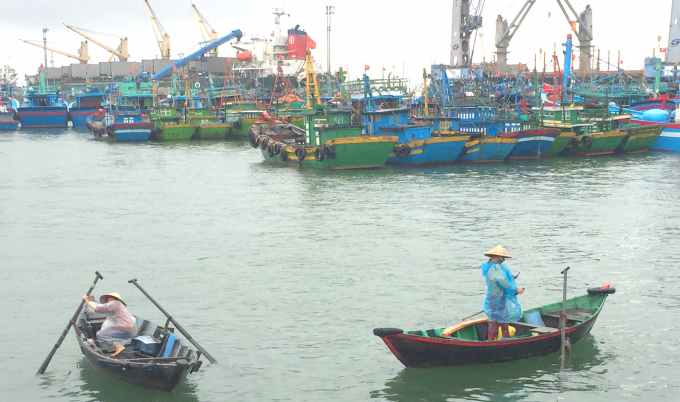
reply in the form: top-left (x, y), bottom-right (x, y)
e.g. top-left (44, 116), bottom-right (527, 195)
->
top-left (94, 300), bottom-right (136, 334)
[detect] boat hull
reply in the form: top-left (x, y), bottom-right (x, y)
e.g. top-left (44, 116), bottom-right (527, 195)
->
top-left (542, 132), bottom-right (575, 156)
top-left (197, 123), bottom-right (231, 140)
top-left (561, 130), bottom-right (627, 156)
top-left (506, 129), bottom-right (559, 160)
top-left (631, 119), bottom-right (680, 152)
top-left (374, 292), bottom-right (610, 368)
top-left (459, 137), bottom-right (517, 163)
top-left (261, 136), bottom-right (398, 169)
top-left (377, 314), bottom-right (599, 367)
top-left (18, 106), bottom-right (68, 128)
top-left (153, 125), bottom-right (196, 141)
top-left (69, 108), bottom-right (98, 128)
top-left (112, 123), bottom-right (153, 141)
top-left (387, 136), bottom-right (469, 165)
top-left (616, 123), bottom-right (664, 153)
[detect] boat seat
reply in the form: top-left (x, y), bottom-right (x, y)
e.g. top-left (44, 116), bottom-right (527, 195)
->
top-left (542, 308), bottom-right (592, 322)
top-left (510, 322), bottom-right (557, 335)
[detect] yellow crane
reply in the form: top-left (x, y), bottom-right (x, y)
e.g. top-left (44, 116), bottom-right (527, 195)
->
top-left (64, 24), bottom-right (129, 61)
top-left (144, 0), bottom-right (171, 59)
top-left (191, 2), bottom-right (218, 57)
top-left (21, 39), bottom-right (90, 64)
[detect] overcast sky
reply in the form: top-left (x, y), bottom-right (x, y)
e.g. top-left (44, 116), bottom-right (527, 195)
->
top-left (0, 0), bottom-right (674, 84)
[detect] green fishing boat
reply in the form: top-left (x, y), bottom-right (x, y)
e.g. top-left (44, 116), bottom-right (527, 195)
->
top-left (221, 102), bottom-right (263, 139)
top-left (539, 104), bottom-right (631, 156)
top-left (149, 106), bottom-right (195, 141)
top-left (249, 108), bottom-right (398, 169)
top-left (615, 123), bottom-right (664, 153)
top-left (184, 109), bottom-right (230, 140)
top-left (542, 132), bottom-right (576, 156)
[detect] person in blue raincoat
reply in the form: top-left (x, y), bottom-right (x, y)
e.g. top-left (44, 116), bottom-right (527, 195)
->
top-left (481, 245), bottom-right (524, 340)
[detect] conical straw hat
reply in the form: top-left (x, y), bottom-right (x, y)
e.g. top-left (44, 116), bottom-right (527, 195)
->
top-left (99, 292), bottom-right (127, 306)
top-left (484, 245), bottom-right (512, 258)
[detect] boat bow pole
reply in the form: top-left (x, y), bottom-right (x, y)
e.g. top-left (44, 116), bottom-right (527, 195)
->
top-left (128, 278), bottom-right (218, 364)
top-left (560, 266), bottom-right (570, 371)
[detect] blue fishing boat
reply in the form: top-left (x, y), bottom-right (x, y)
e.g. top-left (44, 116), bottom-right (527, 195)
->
top-left (448, 106), bottom-right (517, 163)
top-left (0, 85), bottom-right (19, 130)
top-left (629, 99), bottom-right (680, 152)
top-left (505, 128), bottom-right (560, 160)
top-left (69, 93), bottom-right (107, 128)
top-left (18, 66), bottom-right (68, 128)
top-left (362, 74), bottom-right (468, 165)
top-left (86, 105), bottom-right (152, 141)
top-left (364, 108), bottom-right (469, 165)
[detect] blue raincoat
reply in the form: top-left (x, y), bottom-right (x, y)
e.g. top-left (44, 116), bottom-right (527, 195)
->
top-left (482, 262), bottom-right (522, 323)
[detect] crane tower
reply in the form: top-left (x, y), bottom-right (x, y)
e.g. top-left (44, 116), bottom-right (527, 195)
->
top-left (450, 0), bottom-right (484, 67)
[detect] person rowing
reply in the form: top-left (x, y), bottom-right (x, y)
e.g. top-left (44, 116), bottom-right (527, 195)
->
top-left (82, 292), bottom-right (136, 357)
top-left (482, 245), bottom-right (524, 341)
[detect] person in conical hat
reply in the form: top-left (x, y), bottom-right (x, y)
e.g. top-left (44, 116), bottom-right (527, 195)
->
top-left (481, 245), bottom-right (524, 341)
top-left (82, 292), bottom-right (136, 357)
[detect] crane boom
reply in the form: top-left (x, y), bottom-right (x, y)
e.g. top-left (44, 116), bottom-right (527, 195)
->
top-left (151, 29), bottom-right (242, 81)
top-left (21, 39), bottom-right (90, 63)
top-left (145, 0), bottom-right (171, 59)
top-left (64, 24), bottom-right (129, 61)
top-left (191, 2), bottom-right (219, 56)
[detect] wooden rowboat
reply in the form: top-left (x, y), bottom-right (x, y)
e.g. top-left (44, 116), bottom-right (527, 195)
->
top-left (373, 286), bottom-right (614, 368)
top-left (74, 310), bottom-right (202, 391)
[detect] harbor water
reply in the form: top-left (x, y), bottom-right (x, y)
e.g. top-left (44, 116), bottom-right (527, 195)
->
top-left (1, 129), bottom-right (679, 401)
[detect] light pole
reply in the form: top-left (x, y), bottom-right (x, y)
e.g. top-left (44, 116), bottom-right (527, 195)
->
top-left (43, 28), bottom-right (49, 69)
top-left (326, 6), bottom-right (335, 74)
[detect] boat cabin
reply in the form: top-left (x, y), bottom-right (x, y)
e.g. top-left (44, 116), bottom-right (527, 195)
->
top-left (303, 108), bottom-right (362, 146)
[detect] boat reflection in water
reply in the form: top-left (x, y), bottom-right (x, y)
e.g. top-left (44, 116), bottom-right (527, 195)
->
top-left (374, 336), bottom-right (610, 401)
top-left (75, 358), bottom-right (200, 402)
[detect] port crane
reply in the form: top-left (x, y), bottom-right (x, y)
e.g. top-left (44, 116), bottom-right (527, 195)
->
top-left (20, 39), bottom-right (90, 64)
top-left (494, 0), bottom-right (593, 73)
top-left (450, 0), bottom-right (485, 67)
top-left (191, 2), bottom-right (218, 57)
top-left (64, 25), bottom-right (129, 62)
top-left (145, 0), bottom-right (171, 59)
top-left (151, 29), bottom-right (242, 81)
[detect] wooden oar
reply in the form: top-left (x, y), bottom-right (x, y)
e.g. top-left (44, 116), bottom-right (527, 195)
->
top-left (128, 278), bottom-right (218, 364)
top-left (559, 266), bottom-right (570, 371)
top-left (36, 271), bottom-right (104, 375)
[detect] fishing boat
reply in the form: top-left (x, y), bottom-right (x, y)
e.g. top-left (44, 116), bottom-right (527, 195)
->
top-left (74, 308), bottom-right (202, 391)
top-left (539, 104), bottom-right (631, 156)
top-left (364, 109), bottom-right (470, 166)
top-left (69, 93), bottom-right (107, 128)
top-left (0, 107), bottom-right (19, 130)
top-left (504, 128), bottom-right (561, 160)
top-left (615, 123), bottom-right (664, 153)
top-left (249, 108), bottom-right (398, 169)
top-left (18, 65), bottom-right (68, 128)
top-left (149, 106), bottom-right (196, 141)
top-left (86, 105), bottom-right (153, 141)
top-left (373, 286), bottom-right (614, 368)
top-left (629, 99), bottom-right (680, 152)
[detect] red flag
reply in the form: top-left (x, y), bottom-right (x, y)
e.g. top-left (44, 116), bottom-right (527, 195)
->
top-left (306, 36), bottom-right (316, 50)
top-left (227, 57), bottom-right (232, 62)
top-left (365, 65), bottom-right (370, 71)
top-left (661, 48), bottom-right (667, 53)
top-left (39, 64), bottom-right (43, 72)
top-left (173, 65), bottom-right (177, 72)
top-left (382, 65), bottom-right (386, 71)
top-left (571, 21), bottom-right (577, 32)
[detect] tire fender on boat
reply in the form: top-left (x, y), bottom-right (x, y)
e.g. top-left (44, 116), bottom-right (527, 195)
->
top-left (279, 146), bottom-right (288, 161)
top-left (274, 143), bottom-right (282, 155)
top-left (402, 143), bottom-right (412, 156)
top-left (392, 144), bottom-right (403, 157)
top-left (570, 137), bottom-right (580, 147)
top-left (314, 145), bottom-right (325, 162)
top-left (587, 286), bottom-right (616, 295)
top-left (233, 120), bottom-right (243, 130)
top-left (267, 143), bottom-right (276, 157)
top-left (249, 132), bottom-right (258, 148)
top-left (295, 147), bottom-right (306, 166)
top-left (259, 137), bottom-right (269, 150)
top-left (325, 143), bottom-right (335, 159)
top-left (581, 135), bottom-right (593, 147)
